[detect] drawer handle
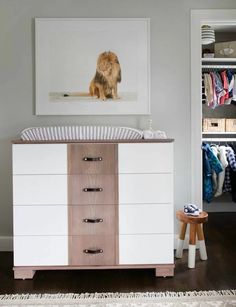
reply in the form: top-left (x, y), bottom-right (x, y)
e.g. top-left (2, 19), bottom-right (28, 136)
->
top-left (83, 188), bottom-right (103, 192)
top-left (83, 218), bottom-right (103, 223)
top-left (83, 157), bottom-right (102, 162)
top-left (83, 249), bottom-right (103, 254)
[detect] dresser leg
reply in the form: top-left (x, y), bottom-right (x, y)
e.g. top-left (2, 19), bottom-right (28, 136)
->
top-left (155, 265), bottom-right (174, 277)
top-left (14, 268), bottom-right (36, 279)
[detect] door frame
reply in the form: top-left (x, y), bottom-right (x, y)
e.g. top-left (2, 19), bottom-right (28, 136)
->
top-left (191, 9), bottom-right (236, 207)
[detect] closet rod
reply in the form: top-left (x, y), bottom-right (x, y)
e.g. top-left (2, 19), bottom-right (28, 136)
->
top-left (202, 138), bottom-right (236, 142)
top-left (202, 65), bottom-right (236, 69)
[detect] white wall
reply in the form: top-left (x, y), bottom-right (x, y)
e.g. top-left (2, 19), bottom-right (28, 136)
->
top-left (1, 0), bottom-right (236, 250)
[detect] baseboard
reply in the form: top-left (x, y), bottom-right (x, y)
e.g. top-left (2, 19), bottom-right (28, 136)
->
top-left (0, 236), bottom-right (13, 251)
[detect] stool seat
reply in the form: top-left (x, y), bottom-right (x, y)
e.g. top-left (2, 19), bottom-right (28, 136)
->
top-left (176, 210), bottom-right (208, 269)
top-left (176, 210), bottom-right (208, 224)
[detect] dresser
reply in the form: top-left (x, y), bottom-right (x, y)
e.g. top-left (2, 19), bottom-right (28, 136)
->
top-left (12, 139), bottom-right (174, 279)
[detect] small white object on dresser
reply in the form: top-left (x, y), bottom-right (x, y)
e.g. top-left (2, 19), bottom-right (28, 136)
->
top-left (12, 139), bottom-right (174, 279)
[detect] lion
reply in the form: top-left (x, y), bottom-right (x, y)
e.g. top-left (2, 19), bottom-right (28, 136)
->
top-left (89, 51), bottom-right (121, 100)
top-left (63, 51), bottom-right (121, 100)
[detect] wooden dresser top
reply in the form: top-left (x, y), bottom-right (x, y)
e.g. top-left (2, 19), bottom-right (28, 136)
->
top-left (12, 139), bottom-right (174, 144)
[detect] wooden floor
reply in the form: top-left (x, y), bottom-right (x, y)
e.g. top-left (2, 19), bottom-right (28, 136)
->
top-left (0, 212), bottom-right (236, 294)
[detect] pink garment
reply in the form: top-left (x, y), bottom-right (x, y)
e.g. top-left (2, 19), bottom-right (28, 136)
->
top-left (220, 70), bottom-right (229, 105)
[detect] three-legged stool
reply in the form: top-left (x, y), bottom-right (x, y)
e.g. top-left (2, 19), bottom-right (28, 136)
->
top-left (176, 210), bottom-right (208, 268)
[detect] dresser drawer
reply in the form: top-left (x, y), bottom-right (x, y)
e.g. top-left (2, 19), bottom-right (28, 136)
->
top-left (118, 143), bottom-right (173, 174)
top-left (13, 175), bottom-right (67, 205)
top-left (14, 206), bottom-right (68, 235)
top-left (14, 236), bottom-right (68, 266)
top-left (69, 205), bottom-right (117, 235)
top-left (69, 235), bottom-right (116, 265)
top-left (68, 144), bottom-right (117, 174)
top-left (68, 175), bottom-right (117, 205)
top-left (13, 144), bottom-right (67, 175)
top-left (119, 234), bottom-right (173, 264)
top-left (119, 174), bottom-right (173, 204)
top-left (119, 204), bottom-right (173, 234)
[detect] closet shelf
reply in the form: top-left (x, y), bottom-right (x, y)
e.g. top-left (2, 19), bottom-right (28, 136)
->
top-left (202, 64), bottom-right (236, 69)
top-left (202, 138), bottom-right (236, 142)
top-left (202, 132), bottom-right (236, 135)
top-left (202, 58), bottom-right (236, 63)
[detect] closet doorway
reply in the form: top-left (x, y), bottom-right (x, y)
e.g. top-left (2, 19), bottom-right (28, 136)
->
top-left (191, 10), bottom-right (236, 212)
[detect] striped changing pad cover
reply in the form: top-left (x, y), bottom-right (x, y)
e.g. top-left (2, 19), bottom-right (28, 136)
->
top-left (20, 126), bottom-right (143, 141)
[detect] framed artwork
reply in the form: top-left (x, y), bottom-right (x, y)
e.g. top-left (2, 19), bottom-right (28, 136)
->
top-left (35, 18), bottom-right (150, 115)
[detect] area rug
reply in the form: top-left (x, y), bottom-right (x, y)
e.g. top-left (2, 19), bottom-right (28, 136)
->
top-left (0, 290), bottom-right (236, 306)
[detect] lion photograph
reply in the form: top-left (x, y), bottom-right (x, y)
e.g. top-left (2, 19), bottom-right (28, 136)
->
top-left (38, 19), bottom-right (149, 114)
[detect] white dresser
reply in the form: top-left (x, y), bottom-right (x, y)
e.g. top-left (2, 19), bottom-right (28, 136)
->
top-left (12, 140), bottom-right (174, 279)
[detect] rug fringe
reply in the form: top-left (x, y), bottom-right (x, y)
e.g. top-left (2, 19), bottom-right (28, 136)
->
top-left (0, 290), bottom-right (236, 301)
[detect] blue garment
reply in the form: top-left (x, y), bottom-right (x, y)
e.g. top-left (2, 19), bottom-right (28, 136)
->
top-left (202, 143), bottom-right (223, 203)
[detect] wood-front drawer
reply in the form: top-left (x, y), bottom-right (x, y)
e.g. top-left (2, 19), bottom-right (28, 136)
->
top-left (69, 235), bottom-right (116, 265)
top-left (69, 205), bottom-right (117, 235)
top-left (68, 175), bottom-right (117, 205)
top-left (68, 144), bottom-right (117, 174)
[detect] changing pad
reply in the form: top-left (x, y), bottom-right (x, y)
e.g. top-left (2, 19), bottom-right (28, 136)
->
top-left (20, 126), bottom-right (143, 141)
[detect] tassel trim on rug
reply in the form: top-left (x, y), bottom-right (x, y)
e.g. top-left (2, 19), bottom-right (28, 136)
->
top-left (0, 290), bottom-right (236, 302)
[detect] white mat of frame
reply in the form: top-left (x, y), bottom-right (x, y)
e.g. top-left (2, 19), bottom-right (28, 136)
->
top-left (0, 290), bottom-right (236, 306)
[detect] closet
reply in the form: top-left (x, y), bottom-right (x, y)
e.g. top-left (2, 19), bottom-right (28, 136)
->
top-left (201, 25), bottom-right (236, 213)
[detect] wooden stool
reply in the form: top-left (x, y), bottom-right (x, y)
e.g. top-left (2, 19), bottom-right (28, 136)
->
top-left (176, 210), bottom-right (208, 268)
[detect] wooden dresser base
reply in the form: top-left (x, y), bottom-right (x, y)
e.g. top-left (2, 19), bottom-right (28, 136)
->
top-left (13, 264), bottom-right (174, 279)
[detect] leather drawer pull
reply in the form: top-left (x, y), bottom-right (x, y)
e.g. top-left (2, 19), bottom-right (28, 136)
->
top-left (83, 188), bottom-right (103, 192)
top-left (83, 157), bottom-right (102, 162)
top-left (83, 249), bottom-right (103, 254)
top-left (83, 218), bottom-right (103, 223)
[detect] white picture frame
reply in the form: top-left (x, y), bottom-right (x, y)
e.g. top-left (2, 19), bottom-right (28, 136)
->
top-left (35, 18), bottom-right (150, 115)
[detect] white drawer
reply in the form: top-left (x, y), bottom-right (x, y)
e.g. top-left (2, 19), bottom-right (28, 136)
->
top-left (118, 143), bottom-right (173, 173)
top-left (14, 206), bottom-right (68, 235)
top-left (119, 174), bottom-right (173, 204)
top-left (119, 204), bottom-right (173, 234)
top-left (13, 175), bottom-right (67, 205)
top-left (119, 234), bottom-right (174, 264)
top-left (12, 144), bottom-right (67, 174)
top-left (14, 236), bottom-right (68, 266)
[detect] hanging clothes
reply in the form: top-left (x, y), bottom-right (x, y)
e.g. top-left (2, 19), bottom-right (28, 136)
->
top-left (220, 70), bottom-right (229, 105)
top-left (202, 143), bottom-right (223, 203)
top-left (226, 145), bottom-right (236, 202)
top-left (203, 69), bottom-right (236, 108)
top-left (212, 145), bottom-right (228, 197)
top-left (232, 74), bottom-right (236, 102)
top-left (214, 72), bottom-right (226, 105)
top-left (225, 70), bottom-right (234, 104)
top-left (204, 73), bottom-right (214, 107)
